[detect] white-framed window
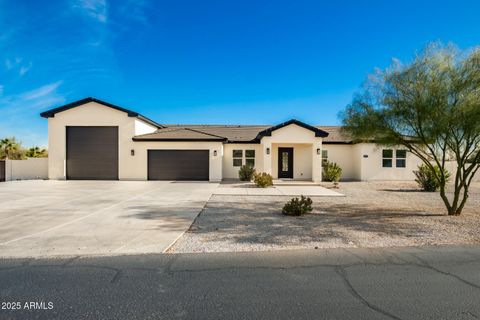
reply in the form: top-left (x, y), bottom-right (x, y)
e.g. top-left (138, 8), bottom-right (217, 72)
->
top-left (396, 150), bottom-right (407, 168)
top-left (233, 150), bottom-right (243, 167)
top-left (233, 149), bottom-right (256, 167)
top-left (322, 150), bottom-right (328, 165)
top-left (245, 150), bottom-right (255, 167)
top-left (382, 149), bottom-right (393, 168)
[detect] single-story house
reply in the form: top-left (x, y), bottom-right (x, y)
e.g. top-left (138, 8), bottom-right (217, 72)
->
top-left (40, 97), bottom-right (422, 182)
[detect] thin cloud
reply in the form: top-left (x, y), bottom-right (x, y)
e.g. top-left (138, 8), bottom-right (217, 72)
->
top-left (0, 81), bottom-right (65, 112)
top-left (73, 0), bottom-right (107, 23)
top-left (19, 62), bottom-right (32, 76)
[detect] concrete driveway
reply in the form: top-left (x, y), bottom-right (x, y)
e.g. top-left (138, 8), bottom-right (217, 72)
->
top-left (0, 180), bottom-right (217, 258)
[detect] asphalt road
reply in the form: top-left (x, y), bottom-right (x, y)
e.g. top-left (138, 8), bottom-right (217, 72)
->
top-left (0, 245), bottom-right (479, 319)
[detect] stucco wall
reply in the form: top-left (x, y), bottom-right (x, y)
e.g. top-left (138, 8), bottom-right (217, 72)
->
top-left (223, 144), bottom-right (263, 179)
top-left (5, 158), bottom-right (48, 181)
top-left (134, 119), bottom-right (157, 136)
top-left (355, 143), bottom-right (423, 181)
top-left (322, 144), bottom-right (357, 180)
top-left (47, 102), bottom-right (222, 181)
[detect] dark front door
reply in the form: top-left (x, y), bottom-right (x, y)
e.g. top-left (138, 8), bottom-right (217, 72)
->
top-left (278, 147), bottom-right (293, 179)
top-left (66, 126), bottom-right (119, 180)
top-left (0, 160), bottom-right (5, 182)
top-left (148, 150), bottom-right (209, 181)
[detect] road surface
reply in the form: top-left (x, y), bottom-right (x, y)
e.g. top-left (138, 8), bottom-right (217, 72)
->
top-left (0, 245), bottom-right (479, 319)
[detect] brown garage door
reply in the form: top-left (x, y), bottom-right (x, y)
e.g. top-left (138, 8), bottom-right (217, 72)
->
top-left (66, 126), bottom-right (118, 180)
top-left (148, 150), bottom-right (209, 181)
top-left (0, 160), bottom-right (5, 182)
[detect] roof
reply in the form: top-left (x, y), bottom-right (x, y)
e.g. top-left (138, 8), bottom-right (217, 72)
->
top-left (133, 124), bottom-right (352, 143)
top-left (317, 126), bottom-right (353, 144)
top-left (40, 97), bottom-right (163, 129)
top-left (40, 98), bottom-right (353, 143)
top-left (132, 127), bottom-right (227, 142)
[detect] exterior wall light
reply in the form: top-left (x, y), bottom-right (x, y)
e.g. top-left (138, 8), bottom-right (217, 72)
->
top-left (317, 148), bottom-right (321, 155)
top-left (213, 150), bottom-right (217, 156)
top-left (266, 148), bottom-right (270, 155)
top-left (131, 149), bottom-right (135, 156)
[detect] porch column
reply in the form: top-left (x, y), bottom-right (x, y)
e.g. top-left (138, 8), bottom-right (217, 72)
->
top-left (312, 139), bottom-right (322, 183)
top-left (262, 138), bottom-right (272, 175)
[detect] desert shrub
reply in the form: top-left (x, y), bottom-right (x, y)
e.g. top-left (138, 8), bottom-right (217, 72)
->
top-left (253, 172), bottom-right (273, 187)
top-left (323, 161), bottom-right (343, 182)
top-left (414, 164), bottom-right (451, 192)
top-left (239, 165), bottom-right (256, 181)
top-left (282, 195), bottom-right (313, 216)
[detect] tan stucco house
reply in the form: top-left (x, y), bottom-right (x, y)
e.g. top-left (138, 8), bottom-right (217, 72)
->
top-left (40, 97), bottom-right (422, 182)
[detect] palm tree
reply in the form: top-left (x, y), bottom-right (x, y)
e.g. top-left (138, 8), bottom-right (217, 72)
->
top-left (26, 146), bottom-right (48, 158)
top-left (0, 138), bottom-right (21, 160)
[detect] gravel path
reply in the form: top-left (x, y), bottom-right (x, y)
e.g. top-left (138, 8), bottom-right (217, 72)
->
top-left (169, 181), bottom-right (480, 253)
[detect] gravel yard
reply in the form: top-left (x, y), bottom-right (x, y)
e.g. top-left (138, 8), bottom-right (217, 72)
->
top-left (169, 181), bottom-right (480, 253)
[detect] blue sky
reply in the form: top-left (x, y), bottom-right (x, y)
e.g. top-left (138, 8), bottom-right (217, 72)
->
top-left (0, 0), bottom-right (479, 147)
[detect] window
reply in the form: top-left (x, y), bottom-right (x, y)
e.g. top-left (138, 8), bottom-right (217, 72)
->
top-left (245, 150), bottom-right (255, 167)
top-left (382, 149), bottom-right (393, 168)
top-left (322, 150), bottom-right (328, 165)
top-left (396, 150), bottom-right (407, 168)
top-left (382, 149), bottom-right (407, 168)
top-left (233, 150), bottom-right (242, 167)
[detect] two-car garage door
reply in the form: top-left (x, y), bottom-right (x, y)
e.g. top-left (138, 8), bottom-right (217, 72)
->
top-left (148, 150), bottom-right (209, 181)
top-left (66, 126), bottom-right (209, 181)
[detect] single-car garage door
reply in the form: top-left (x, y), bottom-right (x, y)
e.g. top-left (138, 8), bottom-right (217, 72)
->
top-left (66, 126), bottom-right (119, 180)
top-left (148, 150), bottom-right (209, 181)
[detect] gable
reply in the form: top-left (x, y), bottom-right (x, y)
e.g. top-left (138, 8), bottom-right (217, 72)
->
top-left (255, 119), bottom-right (329, 140)
top-left (40, 97), bottom-right (162, 128)
top-left (267, 123), bottom-right (317, 142)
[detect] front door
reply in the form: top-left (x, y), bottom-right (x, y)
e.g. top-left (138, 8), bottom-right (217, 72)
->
top-left (278, 147), bottom-right (293, 179)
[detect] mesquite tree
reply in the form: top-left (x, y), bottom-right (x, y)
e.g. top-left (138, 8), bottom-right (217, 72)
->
top-left (342, 43), bottom-right (480, 215)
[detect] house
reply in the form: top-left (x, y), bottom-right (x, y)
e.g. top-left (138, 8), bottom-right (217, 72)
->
top-left (40, 97), bottom-right (422, 182)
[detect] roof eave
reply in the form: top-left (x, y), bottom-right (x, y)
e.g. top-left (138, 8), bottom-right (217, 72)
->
top-left (132, 138), bottom-right (227, 142)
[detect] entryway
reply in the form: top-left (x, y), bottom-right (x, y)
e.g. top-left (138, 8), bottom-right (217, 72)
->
top-left (278, 147), bottom-right (293, 179)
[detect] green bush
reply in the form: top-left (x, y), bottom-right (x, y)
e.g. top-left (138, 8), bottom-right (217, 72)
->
top-left (414, 164), bottom-right (451, 192)
top-left (238, 165), bottom-right (256, 181)
top-left (282, 195), bottom-right (313, 216)
top-left (323, 161), bottom-right (343, 182)
top-left (253, 172), bottom-right (273, 187)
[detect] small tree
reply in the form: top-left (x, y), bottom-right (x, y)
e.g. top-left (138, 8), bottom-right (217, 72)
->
top-left (26, 146), bottom-right (48, 158)
top-left (342, 43), bottom-right (480, 215)
top-left (0, 137), bottom-right (24, 160)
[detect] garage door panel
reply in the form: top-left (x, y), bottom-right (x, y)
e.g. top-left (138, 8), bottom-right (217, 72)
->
top-left (66, 126), bottom-right (118, 180)
top-left (0, 160), bottom-right (5, 182)
top-left (148, 150), bottom-right (209, 181)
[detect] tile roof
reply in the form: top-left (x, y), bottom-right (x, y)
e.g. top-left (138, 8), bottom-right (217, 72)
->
top-left (133, 124), bottom-right (352, 143)
top-left (132, 127), bottom-right (227, 141)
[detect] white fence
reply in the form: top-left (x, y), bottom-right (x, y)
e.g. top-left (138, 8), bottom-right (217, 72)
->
top-left (4, 158), bottom-right (48, 181)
